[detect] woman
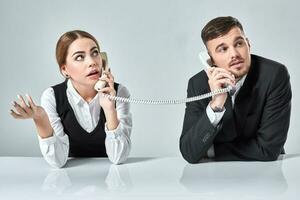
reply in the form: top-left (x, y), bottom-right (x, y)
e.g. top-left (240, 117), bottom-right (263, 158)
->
top-left (10, 30), bottom-right (132, 168)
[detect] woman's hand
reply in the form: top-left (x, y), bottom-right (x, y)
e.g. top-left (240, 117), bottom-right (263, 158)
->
top-left (98, 70), bottom-right (119, 130)
top-left (98, 70), bottom-right (117, 112)
top-left (10, 94), bottom-right (47, 120)
top-left (10, 94), bottom-right (53, 138)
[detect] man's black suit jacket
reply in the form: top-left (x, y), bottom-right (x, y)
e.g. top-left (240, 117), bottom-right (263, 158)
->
top-left (180, 54), bottom-right (292, 163)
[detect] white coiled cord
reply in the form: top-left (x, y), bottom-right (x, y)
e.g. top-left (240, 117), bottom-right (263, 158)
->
top-left (100, 86), bottom-right (232, 105)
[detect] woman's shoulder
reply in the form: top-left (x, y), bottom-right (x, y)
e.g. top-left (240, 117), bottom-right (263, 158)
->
top-left (42, 87), bottom-right (55, 98)
top-left (41, 87), bottom-right (56, 107)
top-left (116, 83), bottom-right (130, 98)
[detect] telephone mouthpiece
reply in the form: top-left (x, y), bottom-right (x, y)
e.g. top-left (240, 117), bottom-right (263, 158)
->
top-left (94, 80), bottom-right (106, 91)
top-left (227, 85), bottom-right (237, 96)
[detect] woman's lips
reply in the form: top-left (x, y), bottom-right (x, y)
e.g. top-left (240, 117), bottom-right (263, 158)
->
top-left (87, 71), bottom-right (100, 79)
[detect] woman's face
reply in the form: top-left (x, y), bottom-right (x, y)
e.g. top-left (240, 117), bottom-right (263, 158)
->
top-left (62, 37), bottom-right (102, 87)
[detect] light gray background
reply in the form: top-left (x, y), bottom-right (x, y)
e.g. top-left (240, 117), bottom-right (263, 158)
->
top-left (1, 0), bottom-right (299, 157)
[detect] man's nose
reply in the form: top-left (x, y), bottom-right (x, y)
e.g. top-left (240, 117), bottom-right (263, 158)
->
top-left (229, 47), bottom-right (240, 59)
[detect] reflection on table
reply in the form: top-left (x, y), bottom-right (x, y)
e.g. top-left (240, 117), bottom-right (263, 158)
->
top-left (0, 155), bottom-right (299, 200)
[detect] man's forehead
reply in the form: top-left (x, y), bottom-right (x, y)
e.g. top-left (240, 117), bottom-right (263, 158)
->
top-left (207, 27), bottom-right (246, 47)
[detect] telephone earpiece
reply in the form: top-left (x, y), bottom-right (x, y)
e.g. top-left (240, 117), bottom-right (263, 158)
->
top-left (199, 51), bottom-right (213, 68)
top-left (94, 52), bottom-right (109, 92)
top-left (100, 52), bottom-right (108, 70)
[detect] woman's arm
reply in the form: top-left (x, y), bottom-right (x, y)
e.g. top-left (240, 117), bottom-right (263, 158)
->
top-left (38, 88), bottom-right (70, 168)
top-left (102, 84), bottom-right (132, 164)
top-left (10, 90), bottom-right (69, 168)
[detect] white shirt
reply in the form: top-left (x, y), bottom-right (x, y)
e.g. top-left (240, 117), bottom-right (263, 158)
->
top-left (206, 75), bottom-right (247, 157)
top-left (38, 80), bottom-right (132, 168)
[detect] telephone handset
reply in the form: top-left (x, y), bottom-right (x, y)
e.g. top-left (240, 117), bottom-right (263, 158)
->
top-left (199, 51), bottom-right (213, 69)
top-left (93, 52), bottom-right (232, 105)
top-left (94, 52), bottom-right (110, 91)
top-left (199, 51), bottom-right (236, 96)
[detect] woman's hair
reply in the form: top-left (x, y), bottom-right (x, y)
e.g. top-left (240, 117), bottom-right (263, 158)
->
top-left (201, 16), bottom-right (244, 46)
top-left (56, 30), bottom-right (100, 69)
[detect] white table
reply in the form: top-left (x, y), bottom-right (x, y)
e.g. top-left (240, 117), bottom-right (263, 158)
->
top-left (0, 155), bottom-right (299, 200)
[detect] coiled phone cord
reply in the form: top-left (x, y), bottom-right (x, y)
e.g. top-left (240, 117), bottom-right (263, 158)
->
top-left (100, 86), bottom-right (232, 105)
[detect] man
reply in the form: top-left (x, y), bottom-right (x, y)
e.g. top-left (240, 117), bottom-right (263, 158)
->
top-left (180, 16), bottom-right (292, 163)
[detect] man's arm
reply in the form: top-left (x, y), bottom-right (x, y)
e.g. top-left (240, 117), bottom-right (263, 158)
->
top-left (214, 66), bottom-right (292, 161)
top-left (180, 78), bottom-right (222, 163)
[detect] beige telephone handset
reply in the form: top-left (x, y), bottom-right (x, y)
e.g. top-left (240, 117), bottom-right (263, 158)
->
top-left (94, 52), bottom-right (232, 105)
top-left (94, 52), bottom-right (109, 91)
top-left (199, 51), bottom-right (236, 95)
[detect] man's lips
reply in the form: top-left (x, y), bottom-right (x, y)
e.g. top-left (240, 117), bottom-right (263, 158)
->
top-left (229, 60), bottom-right (244, 68)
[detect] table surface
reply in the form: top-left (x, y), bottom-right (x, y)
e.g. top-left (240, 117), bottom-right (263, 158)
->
top-left (0, 155), bottom-right (299, 200)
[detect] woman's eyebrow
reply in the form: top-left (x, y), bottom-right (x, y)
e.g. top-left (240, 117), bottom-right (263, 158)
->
top-left (72, 46), bottom-right (98, 57)
top-left (90, 46), bottom-right (98, 51)
top-left (72, 51), bottom-right (85, 57)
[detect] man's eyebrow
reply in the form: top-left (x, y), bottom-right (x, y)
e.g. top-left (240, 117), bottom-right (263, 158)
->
top-left (214, 36), bottom-right (246, 51)
top-left (215, 43), bottom-right (225, 51)
top-left (234, 36), bottom-right (245, 41)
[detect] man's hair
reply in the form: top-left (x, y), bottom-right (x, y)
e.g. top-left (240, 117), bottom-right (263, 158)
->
top-left (201, 16), bottom-right (244, 46)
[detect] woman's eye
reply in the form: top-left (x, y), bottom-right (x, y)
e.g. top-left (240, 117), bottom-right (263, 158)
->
top-left (75, 55), bottom-right (84, 61)
top-left (92, 50), bottom-right (99, 57)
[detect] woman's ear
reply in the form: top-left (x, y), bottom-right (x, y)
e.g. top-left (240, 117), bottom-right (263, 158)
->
top-left (61, 64), bottom-right (69, 78)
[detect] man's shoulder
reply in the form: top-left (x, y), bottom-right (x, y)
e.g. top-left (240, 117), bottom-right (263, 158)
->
top-left (186, 70), bottom-right (209, 95)
top-left (250, 54), bottom-right (290, 89)
top-left (189, 70), bottom-right (207, 84)
top-left (251, 54), bottom-right (287, 73)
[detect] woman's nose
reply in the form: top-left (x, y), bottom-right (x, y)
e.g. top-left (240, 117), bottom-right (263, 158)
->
top-left (87, 56), bottom-right (97, 67)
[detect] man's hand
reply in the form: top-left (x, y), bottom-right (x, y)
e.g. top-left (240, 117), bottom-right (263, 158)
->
top-left (206, 67), bottom-right (235, 110)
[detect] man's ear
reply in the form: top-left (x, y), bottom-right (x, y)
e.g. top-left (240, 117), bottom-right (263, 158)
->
top-left (246, 38), bottom-right (251, 49)
top-left (207, 51), bottom-right (215, 66)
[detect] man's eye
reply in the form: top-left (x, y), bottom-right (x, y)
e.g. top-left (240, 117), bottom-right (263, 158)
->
top-left (236, 41), bottom-right (244, 47)
top-left (218, 47), bottom-right (227, 53)
top-left (75, 55), bottom-right (84, 61)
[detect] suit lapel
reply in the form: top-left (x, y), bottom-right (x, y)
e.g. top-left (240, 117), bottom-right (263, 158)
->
top-left (215, 96), bottom-right (238, 142)
top-left (234, 57), bottom-right (258, 133)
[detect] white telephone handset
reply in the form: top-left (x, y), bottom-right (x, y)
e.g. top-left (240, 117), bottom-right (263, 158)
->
top-left (199, 51), bottom-right (213, 69)
top-left (94, 52), bottom-right (109, 91)
top-left (93, 52), bottom-right (233, 105)
top-left (199, 51), bottom-right (236, 95)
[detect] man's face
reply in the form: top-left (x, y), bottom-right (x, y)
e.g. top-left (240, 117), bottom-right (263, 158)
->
top-left (206, 27), bottom-right (251, 80)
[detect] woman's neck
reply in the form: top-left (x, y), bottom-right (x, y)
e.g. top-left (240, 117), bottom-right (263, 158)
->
top-left (70, 80), bottom-right (97, 103)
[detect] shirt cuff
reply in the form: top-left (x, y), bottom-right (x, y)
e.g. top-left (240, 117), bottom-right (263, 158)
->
top-left (105, 122), bottom-right (122, 139)
top-left (206, 104), bottom-right (226, 127)
top-left (207, 145), bottom-right (215, 158)
top-left (38, 134), bottom-right (56, 145)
